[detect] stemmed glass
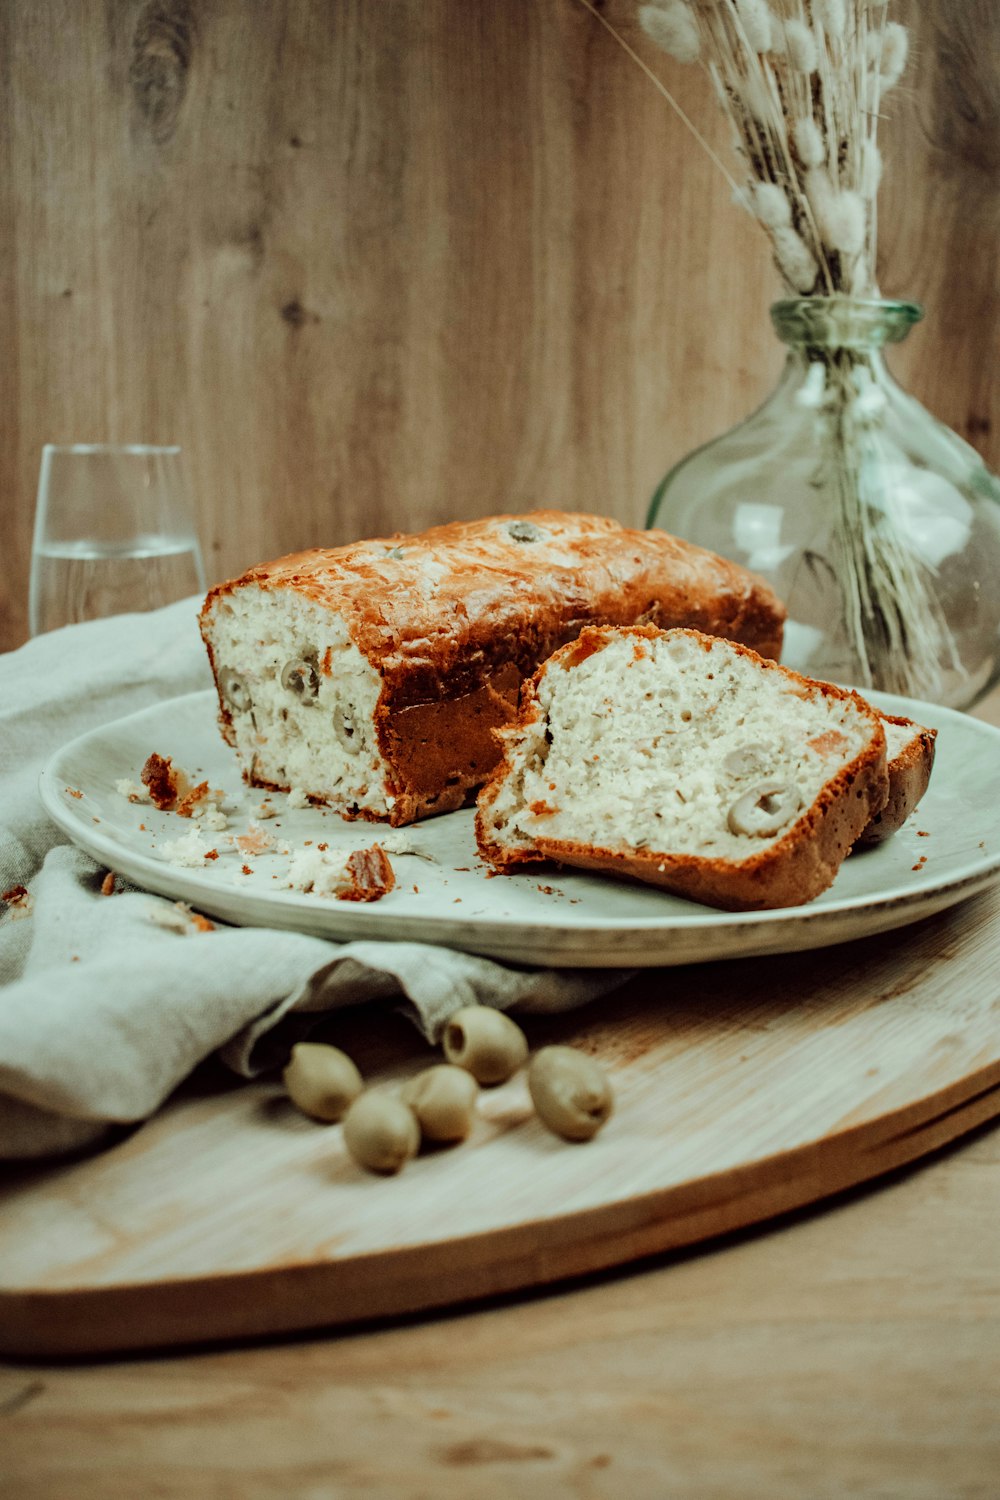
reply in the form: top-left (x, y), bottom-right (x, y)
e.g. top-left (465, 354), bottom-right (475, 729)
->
top-left (28, 444), bottom-right (207, 636)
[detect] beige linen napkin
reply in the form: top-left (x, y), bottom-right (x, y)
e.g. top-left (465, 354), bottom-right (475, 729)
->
top-left (0, 600), bottom-right (632, 1160)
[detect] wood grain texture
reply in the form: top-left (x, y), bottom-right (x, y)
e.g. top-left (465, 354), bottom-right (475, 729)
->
top-left (1, 1119), bottom-right (998, 1500)
top-left (1, 0), bottom-right (997, 650)
top-left (2, 872), bottom-right (999, 1358)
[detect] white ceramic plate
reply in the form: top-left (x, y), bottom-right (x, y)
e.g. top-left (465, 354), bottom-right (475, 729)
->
top-left (38, 689), bottom-right (1000, 968)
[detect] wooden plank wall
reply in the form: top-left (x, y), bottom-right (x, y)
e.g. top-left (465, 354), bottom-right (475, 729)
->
top-left (1, 0), bottom-right (997, 651)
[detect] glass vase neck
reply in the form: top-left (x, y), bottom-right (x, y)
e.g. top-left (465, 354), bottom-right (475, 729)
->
top-left (770, 296), bottom-right (924, 352)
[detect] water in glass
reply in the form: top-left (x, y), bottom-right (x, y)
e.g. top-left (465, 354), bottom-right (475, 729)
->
top-left (29, 444), bottom-right (207, 635)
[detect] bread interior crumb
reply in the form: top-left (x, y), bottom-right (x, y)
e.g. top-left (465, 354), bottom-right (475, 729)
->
top-left (486, 632), bottom-right (875, 859)
top-left (204, 587), bottom-right (392, 815)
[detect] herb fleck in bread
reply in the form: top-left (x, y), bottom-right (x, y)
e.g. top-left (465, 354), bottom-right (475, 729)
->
top-left (199, 512), bottom-right (785, 827)
top-left (475, 626), bottom-right (889, 911)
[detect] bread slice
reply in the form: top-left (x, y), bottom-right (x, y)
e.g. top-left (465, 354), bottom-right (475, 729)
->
top-left (199, 512), bottom-right (785, 827)
top-left (475, 626), bottom-right (889, 911)
top-left (857, 713), bottom-right (937, 846)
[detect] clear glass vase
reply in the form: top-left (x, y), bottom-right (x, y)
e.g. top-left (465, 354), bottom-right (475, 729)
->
top-left (647, 297), bottom-right (1000, 710)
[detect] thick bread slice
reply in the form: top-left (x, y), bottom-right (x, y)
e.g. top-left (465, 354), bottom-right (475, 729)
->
top-left (857, 713), bottom-right (937, 846)
top-left (475, 626), bottom-right (889, 912)
top-left (199, 512), bottom-right (785, 826)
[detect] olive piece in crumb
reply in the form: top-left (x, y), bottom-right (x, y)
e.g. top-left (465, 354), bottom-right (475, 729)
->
top-left (218, 667), bottom-right (252, 713)
top-left (727, 780), bottom-right (803, 837)
top-left (401, 1064), bottom-right (479, 1143)
top-left (332, 705), bottom-right (360, 754)
top-left (281, 652), bottom-right (320, 703)
top-left (442, 1006), bottom-right (528, 1086)
top-left (528, 1046), bottom-right (613, 1142)
top-left (342, 1091), bottom-right (420, 1175)
top-left (282, 1042), bottom-right (363, 1123)
top-left (506, 520), bottom-right (547, 544)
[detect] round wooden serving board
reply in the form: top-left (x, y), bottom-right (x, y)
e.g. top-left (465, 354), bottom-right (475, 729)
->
top-left (2, 885), bottom-right (1000, 1359)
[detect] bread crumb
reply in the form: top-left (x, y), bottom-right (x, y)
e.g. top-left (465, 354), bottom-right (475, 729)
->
top-left (196, 805), bottom-right (230, 833)
top-left (141, 753), bottom-right (191, 810)
top-left (285, 847), bottom-right (351, 895)
top-left (160, 826), bottom-right (215, 867)
top-left (1, 885), bottom-right (33, 921)
top-left (177, 781), bottom-right (217, 819)
top-left (256, 799), bottom-right (277, 820)
top-left (65, 786), bottom-right (83, 799)
top-left (138, 759), bottom-right (224, 820)
top-left (234, 823), bottom-right (277, 857)
top-left (149, 901), bottom-right (216, 935)
top-left (100, 872), bottom-right (117, 896)
top-left (379, 831), bottom-right (433, 860)
top-left (115, 778), bottom-right (150, 804)
top-left (286, 844), bottom-right (395, 902)
top-left (286, 787), bottom-right (310, 809)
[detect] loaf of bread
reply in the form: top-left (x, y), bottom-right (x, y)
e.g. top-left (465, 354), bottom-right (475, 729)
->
top-left (475, 625), bottom-right (889, 911)
top-left (857, 713), bottom-right (936, 846)
top-left (199, 512), bottom-right (785, 826)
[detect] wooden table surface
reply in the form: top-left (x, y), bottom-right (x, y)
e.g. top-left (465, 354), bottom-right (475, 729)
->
top-left (3, 684), bottom-right (999, 1500)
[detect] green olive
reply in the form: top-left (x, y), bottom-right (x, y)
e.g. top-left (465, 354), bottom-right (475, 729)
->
top-left (527, 1045), bottom-right (613, 1142)
top-left (401, 1065), bottom-right (479, 1143)
top-left (342, 1091), bottom-right (420, 1175)
top-left (727, 780), bottom-right (803, 837)
top-left (442, 1006), bottom-right (528, 1086)
top-left (281, 652), bottom-right (320, 703)
top-left (218, 667), bottom-right (252, 713)
top-left (282, 1042), bottom-right (363, 1122)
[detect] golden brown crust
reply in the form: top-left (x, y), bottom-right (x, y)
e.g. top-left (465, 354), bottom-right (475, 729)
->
top-left (376, 663), bottom-right (522, 824)
top-left (856, 714), bottom-right (937, 846)
top-left (201, 514), bottom-right (786, 824)
top-left (474, 626), bottom-right (889, 912)
top-left (201, 513), bottom-right (785, 675)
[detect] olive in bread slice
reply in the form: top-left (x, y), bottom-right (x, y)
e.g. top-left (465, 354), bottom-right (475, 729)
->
top-left (475, 626), bottom-right (889, 912)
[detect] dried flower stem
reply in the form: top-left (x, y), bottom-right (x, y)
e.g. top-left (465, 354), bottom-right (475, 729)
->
top-left (609, 0), bottom-right (913, 296)
top-left (573, 0), bottom-right (742, 195)
top-left (576, 1), bottom-right (964, 699)
top-left (822, 353), bottom-right (961, 697)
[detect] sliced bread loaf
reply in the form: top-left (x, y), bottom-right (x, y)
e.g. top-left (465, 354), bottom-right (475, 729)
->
top-left (857, 713), bottom-right (937, 846)
top-left (475, 626), bottom-right (889, 911)
top-left (199, 511), bottom-right (785, 826)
